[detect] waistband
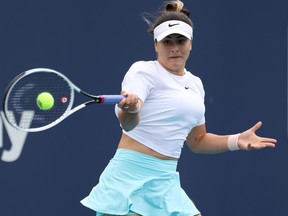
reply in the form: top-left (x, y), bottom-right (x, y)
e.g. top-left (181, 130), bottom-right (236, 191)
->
top-left (113, 149), bottom-right (178, 172)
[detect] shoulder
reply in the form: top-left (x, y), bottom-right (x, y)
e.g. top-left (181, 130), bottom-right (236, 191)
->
top-left (122, 60), bottom-right (158, 86)
top-left (125, 60), bottom-right (159, 81)
top-left (129, 60), bottom-right (158, 72)
top-left (186, 71), bottom-right (204, 88)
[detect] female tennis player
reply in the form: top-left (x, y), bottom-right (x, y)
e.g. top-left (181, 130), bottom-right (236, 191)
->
top-left (81, 1), bottom-right (277, 215)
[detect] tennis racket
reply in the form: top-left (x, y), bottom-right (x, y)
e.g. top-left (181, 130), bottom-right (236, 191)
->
top-left (2, 68), bottom-right (124, 132)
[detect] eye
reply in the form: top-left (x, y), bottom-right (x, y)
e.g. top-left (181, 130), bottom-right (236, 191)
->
top-left (162, 39), bottom-right (172, 45)
top-left (177, 38), bottom-right (187, 45)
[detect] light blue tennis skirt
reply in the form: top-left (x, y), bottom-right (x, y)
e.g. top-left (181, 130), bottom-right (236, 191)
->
top-left (80, 149), bottom-right (200, 216)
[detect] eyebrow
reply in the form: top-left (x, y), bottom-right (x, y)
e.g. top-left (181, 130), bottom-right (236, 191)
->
top-left (165, 35), bottom-right (186, 39)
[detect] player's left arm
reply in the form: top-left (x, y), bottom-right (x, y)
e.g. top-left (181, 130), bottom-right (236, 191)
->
top-left (186, 122), bottom-right (277, 153)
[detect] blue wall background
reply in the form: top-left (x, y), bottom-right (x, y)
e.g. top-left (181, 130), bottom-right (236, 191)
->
top-left (0, 0), bottom-right (287, 215)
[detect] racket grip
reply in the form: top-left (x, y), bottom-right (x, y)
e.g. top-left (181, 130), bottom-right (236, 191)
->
top-left (101, 95), bottom-right (125, 104)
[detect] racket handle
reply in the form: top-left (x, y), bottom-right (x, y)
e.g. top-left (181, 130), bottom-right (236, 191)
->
top-left (101, 95), bottom-right (125, 104)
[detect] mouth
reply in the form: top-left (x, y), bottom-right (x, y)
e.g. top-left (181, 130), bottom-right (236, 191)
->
top-left (170, 55), bottom-right (182, 58)
top-left (169, 56), bottom-right (182, 60)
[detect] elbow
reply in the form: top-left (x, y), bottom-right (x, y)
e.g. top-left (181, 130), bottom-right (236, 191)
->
top-left (118, 112), bottom-right (140, 132)
top-left (120, 119), bottom-right (140, 132)
top-left (186, 136), bottom-right (205, 154)
top-left (122, 125), bottom-right (135, 132)
top-left (186, 125), bottom-right (207, 154)
top-left (188, 143), bottom-right (203, 154)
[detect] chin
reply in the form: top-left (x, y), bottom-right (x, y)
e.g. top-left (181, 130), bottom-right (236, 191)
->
top-left (169, 63), bottom-right (183, 70)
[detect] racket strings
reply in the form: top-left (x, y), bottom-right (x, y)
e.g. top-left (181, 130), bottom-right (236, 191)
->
top-left (5, 71), bottom-right (73, 130)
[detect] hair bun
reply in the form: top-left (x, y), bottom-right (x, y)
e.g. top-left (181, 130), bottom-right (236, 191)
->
top-left (165, 3), bottom-right (178, 12)
top-left (165, 1), bottom-right (190, 17)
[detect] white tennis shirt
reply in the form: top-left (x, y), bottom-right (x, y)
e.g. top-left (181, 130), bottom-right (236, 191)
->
top-left (115, 60), bottom-right (205, 158)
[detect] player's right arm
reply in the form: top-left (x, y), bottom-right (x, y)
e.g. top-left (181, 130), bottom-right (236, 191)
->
top-left (117, 91), bottom-right (143, 131)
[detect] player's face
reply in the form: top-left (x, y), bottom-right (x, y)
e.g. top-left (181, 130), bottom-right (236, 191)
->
top-left (155, 34), bottom-right (192, 76)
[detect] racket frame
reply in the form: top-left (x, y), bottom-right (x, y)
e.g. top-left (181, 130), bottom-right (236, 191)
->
top-left (2, 68), bottom-right (123, 132)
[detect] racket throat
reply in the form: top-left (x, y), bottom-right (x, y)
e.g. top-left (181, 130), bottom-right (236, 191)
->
top-left (85, 98), bottom-right (103, 106)
top-left (81, 90), bottom-right (104, 104)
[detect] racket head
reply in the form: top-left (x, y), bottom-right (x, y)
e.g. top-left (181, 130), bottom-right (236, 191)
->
top-left (2, 68), bottom-right (75, 132)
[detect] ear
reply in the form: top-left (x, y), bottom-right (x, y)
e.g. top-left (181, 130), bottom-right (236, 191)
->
top-left (190, 40), bottom-right (193, 51)
top-left (154, 40), bottom-right (158, 53)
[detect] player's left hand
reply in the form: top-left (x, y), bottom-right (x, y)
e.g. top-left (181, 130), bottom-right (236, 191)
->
top-left (238, 121), bottom-right (277, 151)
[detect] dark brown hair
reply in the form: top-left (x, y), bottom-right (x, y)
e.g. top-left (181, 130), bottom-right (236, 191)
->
top-left (144, 0), bottom-right (193, 35)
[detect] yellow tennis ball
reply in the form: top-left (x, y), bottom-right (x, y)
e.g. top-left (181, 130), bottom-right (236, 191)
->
top-left (36, 92), bottom-right (54, 110)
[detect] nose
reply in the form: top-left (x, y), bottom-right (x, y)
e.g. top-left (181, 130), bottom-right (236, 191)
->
top-left (172, 45), bottom-right (179, 53)
top-left (171, 43), bottom-right (179, 53)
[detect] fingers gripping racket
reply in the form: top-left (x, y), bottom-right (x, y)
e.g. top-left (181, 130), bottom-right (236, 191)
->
top-left (2, 68), bottom-right (124, 132)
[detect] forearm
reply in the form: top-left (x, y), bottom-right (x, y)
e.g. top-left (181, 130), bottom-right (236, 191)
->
top-left (118, 111), bottom-right (140, 132)
top-left (187, 133), bottom-right (230, 154)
